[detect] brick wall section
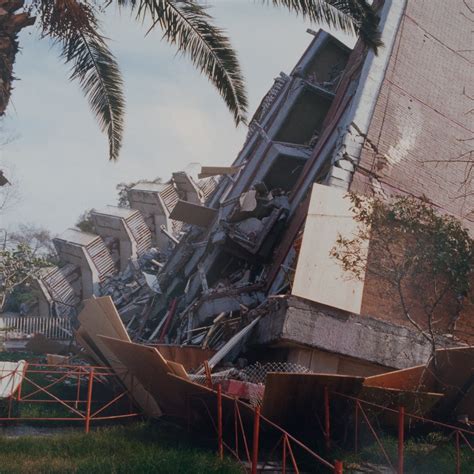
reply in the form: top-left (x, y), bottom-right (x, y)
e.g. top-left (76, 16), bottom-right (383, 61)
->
top-left (351, 0), bottom-right (473, 225)
top-left (351, 0), bottom-right (474, 342)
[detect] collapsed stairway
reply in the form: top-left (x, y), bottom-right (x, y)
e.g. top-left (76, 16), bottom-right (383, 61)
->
top-left (35, 173), bottom-right (219, 317)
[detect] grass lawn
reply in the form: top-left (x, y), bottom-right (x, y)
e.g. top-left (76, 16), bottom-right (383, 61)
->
top-left (0, 421), bottom-right (242, 474)
top-left (336, 433), bottom-right (474, 473)
top-left (0, 352), bottom-right (241, 472)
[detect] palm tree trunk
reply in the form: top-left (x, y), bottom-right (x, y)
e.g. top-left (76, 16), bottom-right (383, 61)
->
top-left (0, 0), bottom-right (34, 117)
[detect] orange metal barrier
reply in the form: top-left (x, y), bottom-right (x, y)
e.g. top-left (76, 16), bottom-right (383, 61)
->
top-left (2, 364), bottom-right (472, 474)
top-left (189, 384), bottom-right (340, 473)
top-left (0, 363), bottom-right (140, 432)
top-left (329, 390), bottom-right (474, 474)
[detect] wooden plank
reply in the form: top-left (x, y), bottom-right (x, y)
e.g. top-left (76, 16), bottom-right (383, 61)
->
top-left (78, 299), bottom-right (123, 365)
top-left (76, 328), bottom-right (107, 366)
top-left (99, 336), bottom-right (187, 416)
top-left (169, 200), bottom-right (217, 227)
top-left (359, 385), bottom-right (443, 415)
top-left (154, 345), bottom-right (215, 371)
top-left (46, 354), bottom-right (70, 365)
top-left (262, 372), bottom-right (364, 425)
top-left (364, 365), bottom-right (428, 391)
top-left (426, 347), bottom-right (474, 418)
top-left (364, 347), bottom-right (474, 418)
top-left (77, 300), bottom-right (161, 417)
top-left (166, 360), bottom-right (188, 379)
top-left (292, 183), bottom-right (368, 314)
top-left (166, 372), bottom-right (254, 424)
top-left (99, 336), bottom-right (248, 424)
top-left (359, 386), bottom-right (444, 427)
top-left (95, 296), bottom-right (130, 342)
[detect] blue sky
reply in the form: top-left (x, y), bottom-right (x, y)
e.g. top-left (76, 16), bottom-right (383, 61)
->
top-left (0, 0), bottom-right (354, 235)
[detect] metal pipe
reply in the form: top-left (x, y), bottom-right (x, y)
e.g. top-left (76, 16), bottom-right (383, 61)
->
top-left (234, 398), bottom-right (239, 457)
top-left (204, 360), bottom-right (213, 389)
top-left (251, 405), bottom-right (261, 474)
top-left (217, 384), bottom-right (223, 460)
top-left (85, 368), bottom-right (94, 434)
top-left (160, 225), bottom-right (179, 244)
top-left (16, 362), bottom-right (28, 401)
top-left (324, 386), bottom-right (331, 449)
top-left (398, 406), bottom-right (404, 474)
top-left (456, 431), bottom-right (460, 474)
top-left (334, 460), bottom-right (343, 473)
top-left (331, 391), bottom-right (474, 436)
top-left (354, 401), bottom-right (359, 454)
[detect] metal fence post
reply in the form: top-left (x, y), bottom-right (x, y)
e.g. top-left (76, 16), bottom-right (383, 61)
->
top-left (354, 401), bottom-right (359, 454)
top-left (398, 406), bottom-right (405, 474)
top-left (85, 367), bottom-right (94, 433)
top-left (217, 384), bottom-right (223, 460)
top-left (234, 398), bottom-right (239, 457)
top-left (204, 360), bottom-right (213, 389)
top-left (186, 393), bottom-right (191, 433)
top-left (17, 362), bottom-right (28, 401)
top-left (455, 431), bottom-right (460, 474)
top-left (324, 386), bottom-right (331, 449)
top-left (252, 405), bottom-right (261, 474)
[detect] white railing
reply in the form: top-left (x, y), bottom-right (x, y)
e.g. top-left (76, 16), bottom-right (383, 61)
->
top-left (0, 316), bottom-right (73, 341)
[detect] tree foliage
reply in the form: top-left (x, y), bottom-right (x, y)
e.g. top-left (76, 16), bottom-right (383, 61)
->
top-left (13, 0), bottom-right (381, 161)
top-left (7, 223), bottom-right (56, 258)
top-left (75, 209), bottom-right (96, 233)
top-left (331, 194), bottom-right (473, 352)
top-left (0, 244), bottom-right (52, 312)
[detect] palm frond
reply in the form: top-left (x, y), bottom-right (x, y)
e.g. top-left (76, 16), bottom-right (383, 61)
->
top-left (263, 0), bottom-right (383, 52)
top-left (120, 0), bottom-right (248, 126)
top-left (36, 0), bottom-right (125, 161)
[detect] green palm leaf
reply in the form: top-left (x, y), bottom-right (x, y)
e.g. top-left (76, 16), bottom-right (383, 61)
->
top-left (120, 0), bottom-right (248, 125)
top-left (264, 0), bottom-right (382, 52)
top-left (36, 0), bottom-right (125, 161)
top-left (64, 33), bottom-right (125, 161)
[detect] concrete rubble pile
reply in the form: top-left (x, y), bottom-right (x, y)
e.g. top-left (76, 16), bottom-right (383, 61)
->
top-left (37, 14), bottom-right (473, 428)
top-left (99, 257), bottom-right (158, 331)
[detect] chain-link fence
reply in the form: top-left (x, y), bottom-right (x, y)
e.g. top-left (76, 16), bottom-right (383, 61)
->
top-left (190, 361), bottom-right (311, 405)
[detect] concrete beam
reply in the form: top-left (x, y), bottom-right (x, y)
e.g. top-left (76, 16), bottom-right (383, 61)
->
top-left (257, 296), bottom-right (440, 370)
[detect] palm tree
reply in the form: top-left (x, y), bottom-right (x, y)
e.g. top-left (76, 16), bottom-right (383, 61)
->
top-left (0, 0), bottom-right (381, 161)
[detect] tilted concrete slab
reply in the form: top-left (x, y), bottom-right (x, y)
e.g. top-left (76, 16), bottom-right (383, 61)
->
top-left (257, 296), bottom-right (443, 370)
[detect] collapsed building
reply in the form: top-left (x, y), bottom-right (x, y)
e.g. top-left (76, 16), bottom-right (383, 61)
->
top-left (36, 0), bottom-right (473, 419)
